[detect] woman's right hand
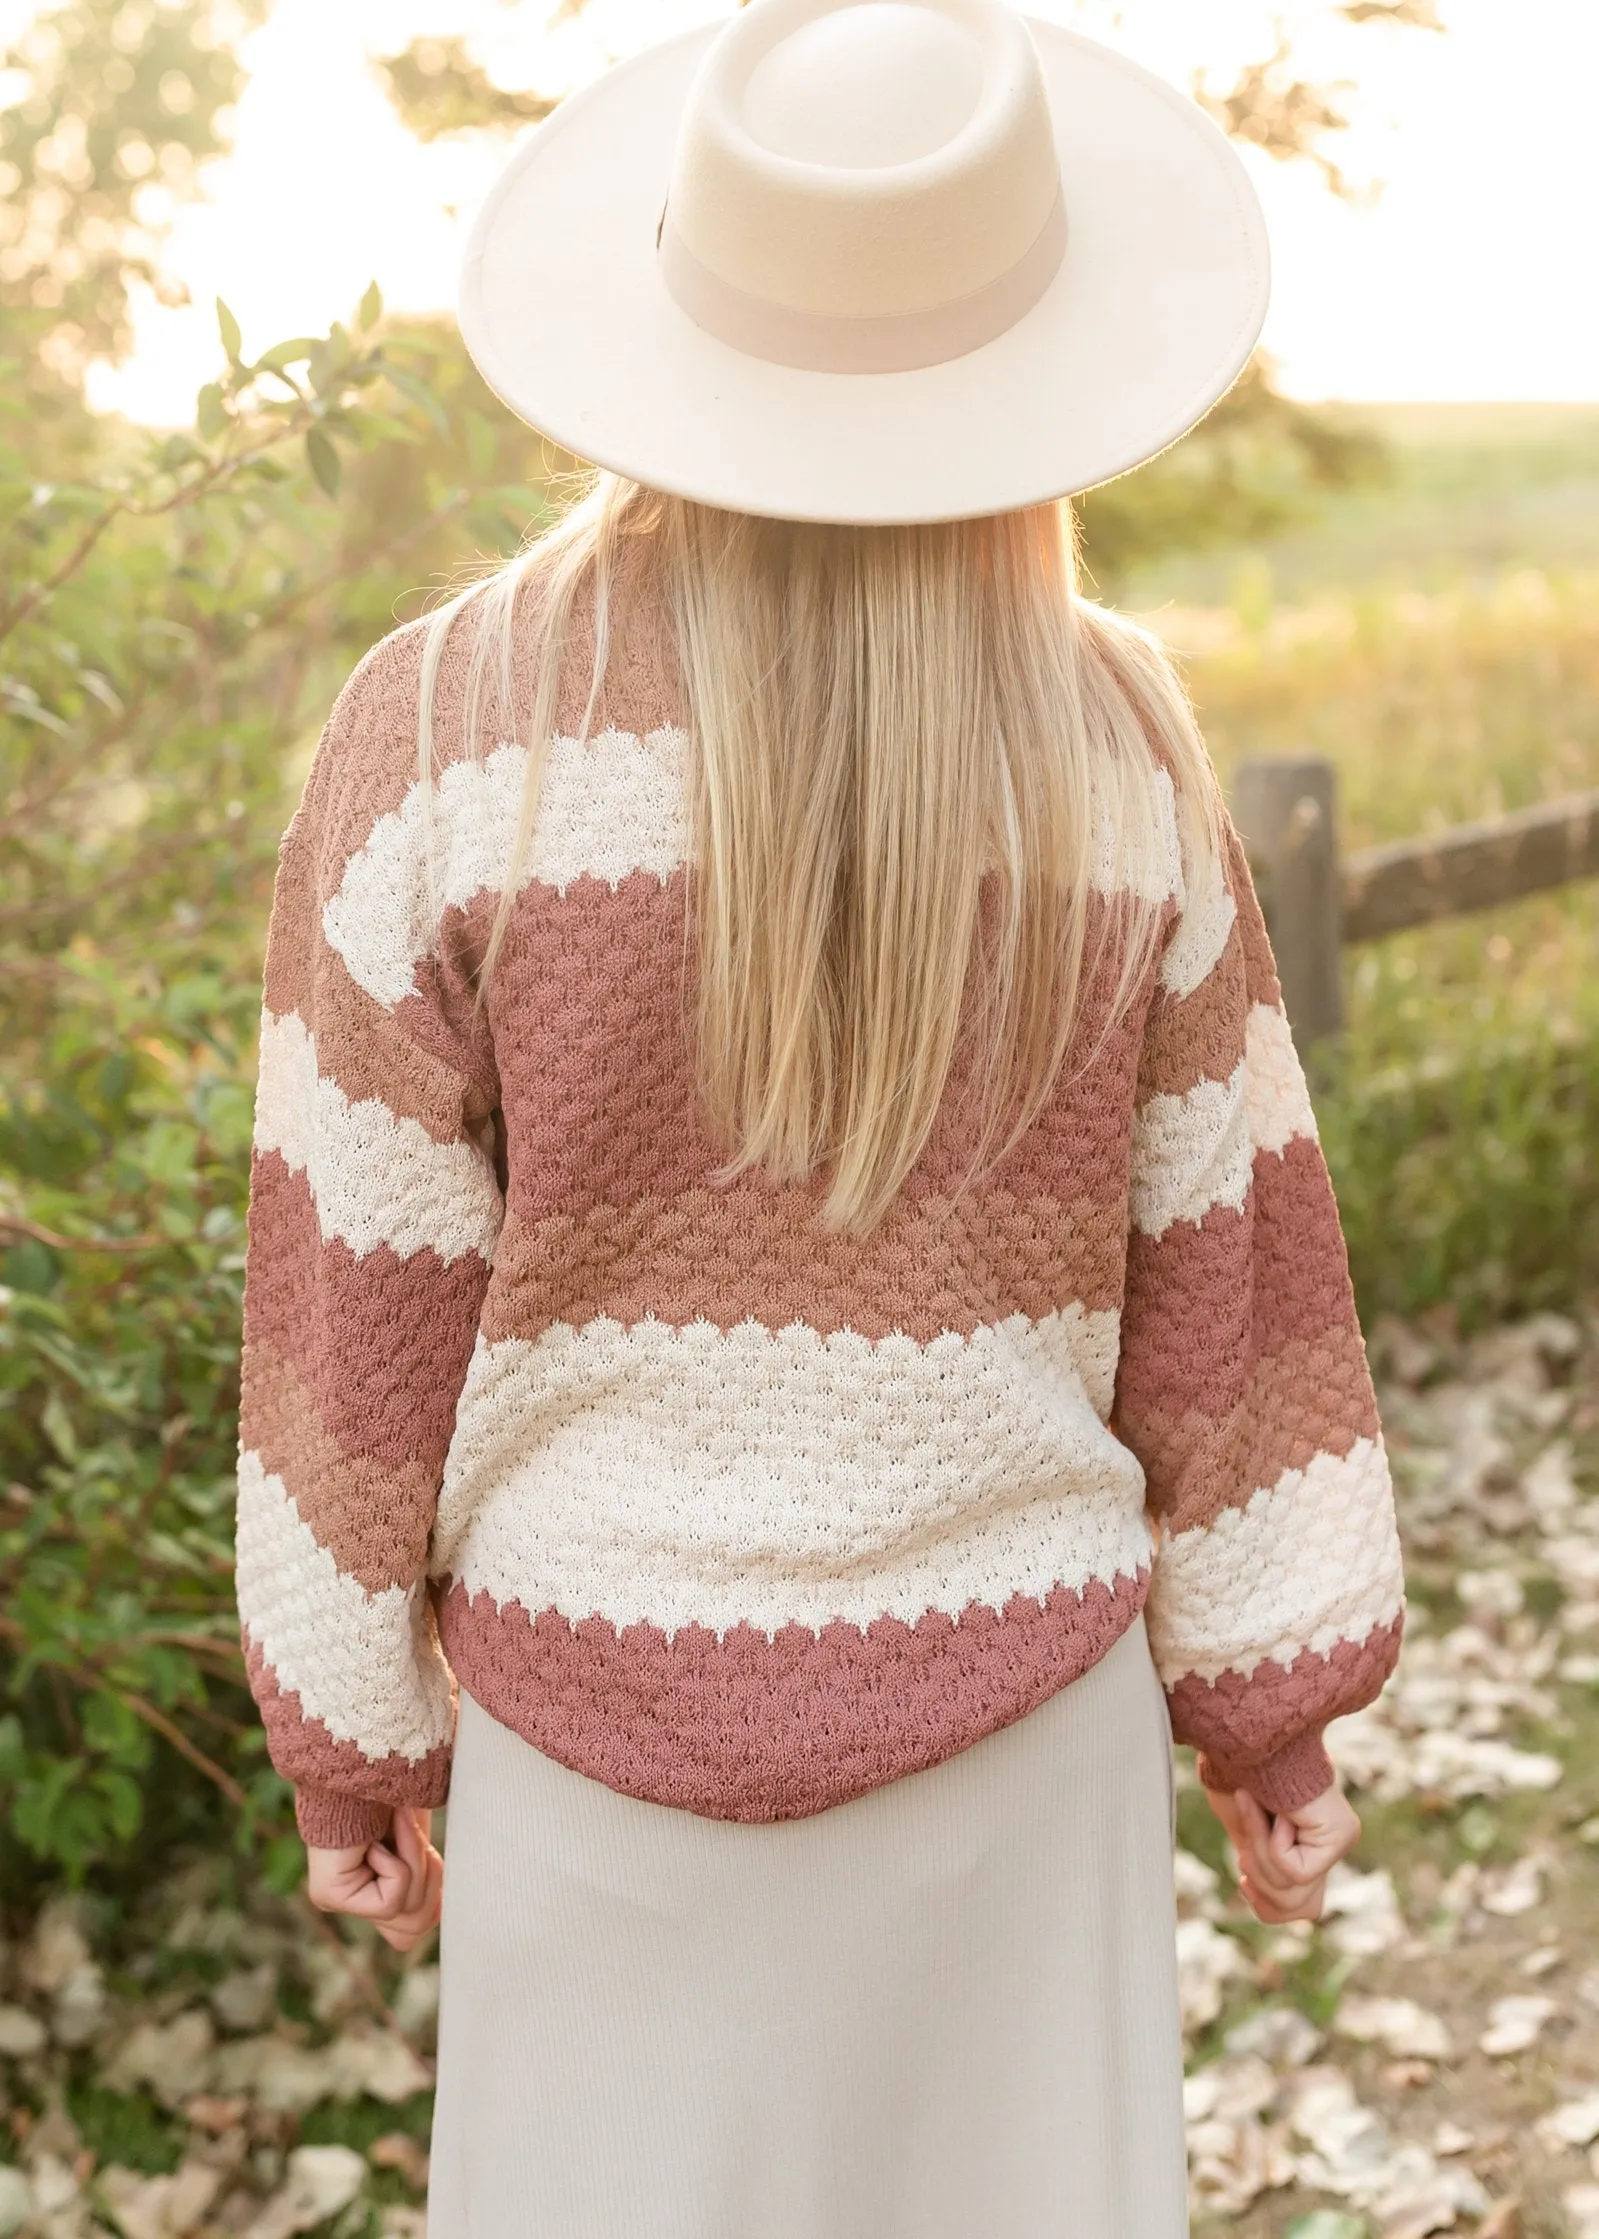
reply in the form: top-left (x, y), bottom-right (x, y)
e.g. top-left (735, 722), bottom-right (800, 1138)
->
top-left (1204, 1777), bottom-right (1362, 1924)
top-left (306, 1804), bottom-right (444, 1953)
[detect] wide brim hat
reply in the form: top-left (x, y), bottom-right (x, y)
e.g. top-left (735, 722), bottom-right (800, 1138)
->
top-left (459, 0), bottom-right (1271, 526)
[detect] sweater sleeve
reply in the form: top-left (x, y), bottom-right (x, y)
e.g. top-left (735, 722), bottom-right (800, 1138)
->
top-left (235, 647), bottom-right (503, 1849)
top-left (1114, 803), bottom-right (1406, 1814)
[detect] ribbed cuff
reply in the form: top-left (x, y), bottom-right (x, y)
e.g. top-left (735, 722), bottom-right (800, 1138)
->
top-left (1197, 1728), bottom-right (1337, 1815)
top-left (295, 1787), bottom-right (394, 1851)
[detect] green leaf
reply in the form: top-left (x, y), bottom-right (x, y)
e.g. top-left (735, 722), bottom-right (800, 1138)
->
top-left (215, 297), bottom-right (243, 361)
top-left (195, 382), bottom-right (227, 441)
top-left (305, 425), bottom-right (341, 497)
top-left (383, 360), bottom-right (450, 439)
top-left (254, 337), bottom-right (317, 374)
top-left (157, 432), bottom-right (204, 473)
top-left (357, 278), bottom-right (383, 331)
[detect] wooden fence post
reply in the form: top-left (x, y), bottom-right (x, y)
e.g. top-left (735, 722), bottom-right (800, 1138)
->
top-left (1231, 757), bottom-right (1344, 1045)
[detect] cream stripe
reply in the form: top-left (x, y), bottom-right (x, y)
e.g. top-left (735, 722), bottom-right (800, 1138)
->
top-left (430, 1307), bottom-right (1153, 1639)
top-left (324, 729), bottom-right (691, 1007)
top-left (253, 1010), bottom-right (502, 1265)
top-left (236, 1451), bottom-right (454, 1762)
top-left (1146, 1436), bottom-right (1405, 1686)
top-left (1130, 1061), bottom-right (1251, 1239)
top-left (1088, 765), bottom-right (1183, 905)
top-left (1160, 832), bottom-right (1237, 1000)
top-left (325, 734), bottom-right (1186, 1010)
top-left (1131, 1002), bottom-right (1319, 1236)
top-left (1243, 999), bottom-right (1319, 1154)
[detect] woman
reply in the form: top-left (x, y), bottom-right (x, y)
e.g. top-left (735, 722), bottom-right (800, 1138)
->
top-left (235, 1), bottom-right (1406, 2231)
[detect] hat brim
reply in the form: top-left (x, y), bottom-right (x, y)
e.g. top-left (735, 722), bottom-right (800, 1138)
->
top-left (458, 19), bottom-right (1271, 526)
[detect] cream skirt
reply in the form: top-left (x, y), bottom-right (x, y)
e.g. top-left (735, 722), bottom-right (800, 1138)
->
top-left (427, 1608), bottom-right (1187, 2239)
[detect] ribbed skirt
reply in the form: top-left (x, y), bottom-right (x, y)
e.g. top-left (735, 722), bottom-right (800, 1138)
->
top-left (427, 1607), bottom-right (1188, 2239)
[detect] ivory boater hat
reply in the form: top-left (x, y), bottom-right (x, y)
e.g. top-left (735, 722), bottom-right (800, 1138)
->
top-left (458, 0), bottom-right (1271, 525)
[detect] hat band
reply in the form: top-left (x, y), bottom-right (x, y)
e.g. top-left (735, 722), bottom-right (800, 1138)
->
top-left (658, 190), bottom-right (1067, 375)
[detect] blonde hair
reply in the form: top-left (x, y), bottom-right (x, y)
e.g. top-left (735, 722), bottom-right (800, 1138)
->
top-left (418, 472), bottom-right (1224, 1235)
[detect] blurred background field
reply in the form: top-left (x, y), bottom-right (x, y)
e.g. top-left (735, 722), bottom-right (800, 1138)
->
top-left (1129, 402), bottom-right (1599, 1335)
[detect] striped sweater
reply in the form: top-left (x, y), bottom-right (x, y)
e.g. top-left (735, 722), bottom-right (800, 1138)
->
top-left (236, 582), bottom-right (1406, 1850)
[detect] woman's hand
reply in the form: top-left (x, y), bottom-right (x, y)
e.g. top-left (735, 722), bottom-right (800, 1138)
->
top-left (306, 1805), bottom-right (444, 1953)
top-left (1204, 1778), bottom-right (1361, 1924)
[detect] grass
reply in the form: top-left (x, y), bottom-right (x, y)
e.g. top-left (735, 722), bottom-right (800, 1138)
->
top-left (1120, 404), bottom-right (1599, 1329)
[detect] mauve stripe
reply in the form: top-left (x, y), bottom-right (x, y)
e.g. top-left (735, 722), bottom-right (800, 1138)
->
top-left (240, 1341), bottom-right (440, 1592)
top-left (244, 1635), bottom-right (454, 1808)
top-left (1252, 1137), bottom-right (1361, 1336)
top-left (480, 1185), bottom-right (1127, 1346)
top-left (1119, 1138), bottom-right (1356, 1416)
top-left (1137, 918), bottom-right (1249, 1102)
top-left (1227, 827), bottom-right (1283, 1010)
top-left (436, 1567), bottom-right (1150, 1823)
top-left (481, 874), bottom-right (1154, 1223)
top-left (1169, 1612), bottom-right (1404, 1808)
top-left (1121, 1325), bottom-right (1381, 1529)
top-left (243, 1155), bottom-right (489, 1475)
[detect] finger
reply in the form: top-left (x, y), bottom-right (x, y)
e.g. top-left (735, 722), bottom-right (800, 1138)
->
top-left (1239, 1873), bottom-right (1318, 1925)
top-left (1203, 1785), bottom-right (1247, 1844)
top-left (1244, 1864), bottom-right (1326, 1921)
top-left (420, 1848), bottom-right (444, 1927)
top-left (360, 1843), bottom-right (414, 1918)
top-left (388, 1810), bottom-right (430, 1914)
top-left (376, 1896), bottom-right (441, 1955)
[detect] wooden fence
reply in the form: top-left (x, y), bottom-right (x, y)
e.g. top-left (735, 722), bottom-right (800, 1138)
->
top-left (1231, 758), bottom-right (1599, 1044)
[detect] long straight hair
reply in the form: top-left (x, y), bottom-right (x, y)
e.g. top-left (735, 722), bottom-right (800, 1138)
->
top-left (417, 472), bottom-right (1224, 1235)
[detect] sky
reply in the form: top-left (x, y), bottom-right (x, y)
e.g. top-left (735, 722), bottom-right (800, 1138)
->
top-left (14, 0), bottom-right (1598, 422)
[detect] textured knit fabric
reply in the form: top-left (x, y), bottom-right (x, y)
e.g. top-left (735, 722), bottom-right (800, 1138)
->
top-left (426, 1608), bottom-right (1188, 2239)
top-left (234, 566), bottom-right (1406, 1849)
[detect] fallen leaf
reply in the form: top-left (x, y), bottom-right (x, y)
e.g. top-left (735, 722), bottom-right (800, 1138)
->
top-left (1562, 2181), bottom-right (1599, 2239)
top-left (1432, 2121), bottom-right (1476, 2157)
top-left (1535, 2094), bottom-right (1599, 2152)
top-left (211, 1964), bottom-right (277, 2036)
top-left (1374, 2163), bottom-right (1490, 2238)
top-left (1223, 2004), bottom-right (1324, 2068)
top-left (1474, 2200), bottom-right (1521, 2239)
top-left (1187, 2112), bottom-right (1297, 2215)
top-left (241, 2145), bottom-right (365, 2239)
top-left (1479, 1996), bottom-right (1557, 2058)
top-left (390, 1967), bottom-right (440, 2046)
top-left (1478, 1855), bottom-right (1546, 1916)
top-left (1175, 1917), bottom-right (1247, 2035)
top-left (1321, 1866), bottom-right (1406, 1958)
top-left (98, 2158), bottom-right (221, 2239)
top-left (0, 2006), bottom-right (47, 2058)
top-left (0, 2167), bottom-right (31, 2239)
top-left (182, 2095), bottom-right (247, 2137)
top-left (1518, 1943), bottom-right (1562, 1977)
top-left (212, 2035), bottom-right (336, 2115)
top-left (368, 2132), bottom-right (429, 2190)
top-left (1335, 1994), bottom-right (1452, 2059)
top-left (103, 2012), bottom-right (216, 2110)
top-left (1184, 2054), bottom-right (1278, 2125)
top-left (20, 1902), bottom-right (92, 1997)
top-left (323, 2025), bottom-right (432, 2105)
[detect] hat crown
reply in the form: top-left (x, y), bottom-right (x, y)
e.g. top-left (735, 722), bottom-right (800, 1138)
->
top-left (665, 0), bottom-right (1062, 327)
top-left (744, 5), bottom-right (982, 169)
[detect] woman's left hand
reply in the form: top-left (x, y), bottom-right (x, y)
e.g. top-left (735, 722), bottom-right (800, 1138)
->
top-left (306, 1805), bottom-right (444, 1953)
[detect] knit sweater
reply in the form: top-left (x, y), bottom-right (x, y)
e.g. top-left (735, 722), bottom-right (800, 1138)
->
top-left (236, 579), bottom-right (1406, 1850)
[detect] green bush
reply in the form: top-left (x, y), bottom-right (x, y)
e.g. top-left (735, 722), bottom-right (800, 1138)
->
top-left (0, 289), bottom-right (550, 1894)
